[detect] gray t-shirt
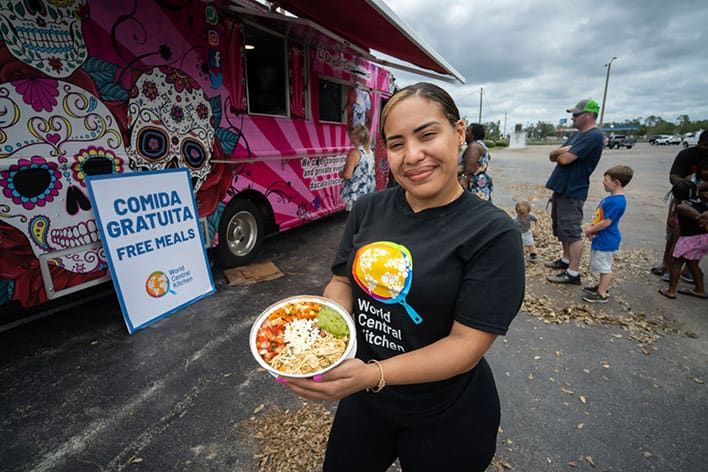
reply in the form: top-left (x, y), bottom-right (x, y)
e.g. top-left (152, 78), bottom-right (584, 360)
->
top-left (514, 213), bottom-right (537, 233)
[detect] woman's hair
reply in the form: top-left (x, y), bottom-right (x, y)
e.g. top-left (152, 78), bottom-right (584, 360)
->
top-left (379, 82), bottom-right (460, 141)
top-left (671, 180), bottom-right (697, 202)
top-left (515, 201), bottom-right (531, 214)
top-left (604, 165), bottom-right (634, 187)
top-left (350, 123), bottom-right (370, 149)
top-left (466, 123), bottom-right (485, 143)
top-left (699, 130), bottom-right (708, 146)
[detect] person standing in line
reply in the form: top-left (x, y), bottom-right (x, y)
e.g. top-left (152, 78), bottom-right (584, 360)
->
top-left (514, 201), bottom-right (539, 262)
top-left (340, 124), bottom-right (375, 211)
top-left (581, 165), bottom-right (633, 303)
top-left (545, 98), bottom-right (604, 285)
top-left (658, 180), bottom-right (708, 300)
top-left (460, 123), bottom-right (493, 202)
top-left (650, 130), bottom-right (708, 282)
top-left (279, 83), bottom-right (525, 472)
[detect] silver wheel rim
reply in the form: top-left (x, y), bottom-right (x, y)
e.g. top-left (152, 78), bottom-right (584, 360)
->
top-left (226, 210), bottom-right (258, 256)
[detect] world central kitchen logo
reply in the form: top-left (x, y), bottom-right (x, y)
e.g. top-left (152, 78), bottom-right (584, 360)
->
top-left (145, 271), bottom-right (175, 298)
top-left (145, 266), bottom-right (193, 298)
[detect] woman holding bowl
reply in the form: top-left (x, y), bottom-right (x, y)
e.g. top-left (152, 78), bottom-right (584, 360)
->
top-left (280, 83), bottom-right (525, 472)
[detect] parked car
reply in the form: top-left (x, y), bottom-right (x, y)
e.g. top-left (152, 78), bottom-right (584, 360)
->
top-left (649, 135), bottom-right (665, 145)
top-left (649, 134), bottom-right (669, 145)
top-left (654, 135), bottom-right (682, 145)
top-left (606, 134), bottom-right (636, 149)
top-left (681, 130), bottom-right (704, 148)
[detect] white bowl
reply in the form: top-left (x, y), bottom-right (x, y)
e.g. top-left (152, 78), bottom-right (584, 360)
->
top-left (249, 295), bottom-right (357, 379)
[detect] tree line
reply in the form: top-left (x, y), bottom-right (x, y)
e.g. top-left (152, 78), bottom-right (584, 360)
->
top-left (519, 115), bottom-right (708, 140)
top-left (464, 115), bottom-right (707, 144)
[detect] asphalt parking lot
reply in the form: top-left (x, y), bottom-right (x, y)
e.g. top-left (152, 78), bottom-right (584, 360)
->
top-left (1, 143), bottom-right (705, 472)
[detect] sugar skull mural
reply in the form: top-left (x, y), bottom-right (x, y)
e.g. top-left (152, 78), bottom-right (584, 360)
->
top-left (0, 0), bottom-right (89, 78)
top-left (126, 67), bottom-right (214, 192)
top-left (0, 78), bottom-right (125, 273)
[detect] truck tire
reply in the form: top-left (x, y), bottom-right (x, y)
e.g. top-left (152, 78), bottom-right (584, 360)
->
top-left (215, 199), bottom-right (263, 267)
top-left (626, 145), bottom-right (633, 149)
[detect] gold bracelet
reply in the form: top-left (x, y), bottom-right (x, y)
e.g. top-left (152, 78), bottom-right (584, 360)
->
top-left (366, 359), bottom-right (385, 393)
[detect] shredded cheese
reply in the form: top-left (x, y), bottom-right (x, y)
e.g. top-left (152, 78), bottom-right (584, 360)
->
top-left (283, 319), bottom-right (320, 354)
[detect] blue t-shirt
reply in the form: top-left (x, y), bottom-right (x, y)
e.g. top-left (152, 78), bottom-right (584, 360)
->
top-left (591, 194), bottom-right (626, 251)
top-left (545, 127), bottom-right (604, 200)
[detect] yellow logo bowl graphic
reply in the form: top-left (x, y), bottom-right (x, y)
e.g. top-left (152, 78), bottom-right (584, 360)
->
top-left (145, 271), bottom-right (170, 298)
top-left (353, 241), bottom-right (412, 301)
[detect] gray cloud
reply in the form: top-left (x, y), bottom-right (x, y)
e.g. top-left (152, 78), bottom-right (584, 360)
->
top-left (382, 0), bottom-right (708, 127)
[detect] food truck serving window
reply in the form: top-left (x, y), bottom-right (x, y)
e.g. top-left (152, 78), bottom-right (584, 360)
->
top-left (318, 79), bottom-right (345, 123)
top-left (245, 26), bottom-right (288, 116)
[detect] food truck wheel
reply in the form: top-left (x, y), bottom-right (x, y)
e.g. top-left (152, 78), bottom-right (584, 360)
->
top-left (216, 199), bottom-right (263, 266)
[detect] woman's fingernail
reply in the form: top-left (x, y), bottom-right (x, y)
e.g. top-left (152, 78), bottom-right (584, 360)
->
top-left (312, 375), bottom-right (323, 383)
top-left (276, 377), bottom-right (288, 383)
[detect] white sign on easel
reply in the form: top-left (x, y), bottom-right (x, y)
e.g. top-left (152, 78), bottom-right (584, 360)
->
top-left (86, 169), bottom-right (215, 334)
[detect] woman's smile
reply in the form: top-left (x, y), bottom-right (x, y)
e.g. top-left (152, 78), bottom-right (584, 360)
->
top-left (404, 165), bottom-right (437, 182)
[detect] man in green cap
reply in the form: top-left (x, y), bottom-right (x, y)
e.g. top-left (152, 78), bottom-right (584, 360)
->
top-left (545, 98), bottom-right (604, 285)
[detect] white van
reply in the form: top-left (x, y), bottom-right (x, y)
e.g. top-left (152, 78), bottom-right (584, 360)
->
top-left (681, 130), bottom-right (704, 148)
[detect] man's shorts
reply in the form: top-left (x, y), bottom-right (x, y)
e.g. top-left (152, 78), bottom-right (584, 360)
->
top-left (590, 250), bottom-right (615, 273)
top-left (551, 193), bottom-right (584, 242)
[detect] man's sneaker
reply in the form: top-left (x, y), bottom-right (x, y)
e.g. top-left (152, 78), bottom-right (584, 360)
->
top-left (582, 291), bottom-right (609, 303)
top-left (547, 271), bottom-right (581, 285)
top-left (545, 258), bottom-right (569, 269)
top-left (583, 285), bottom-right (610, 295)
top-left (650, 266), bottom-right (665, 276)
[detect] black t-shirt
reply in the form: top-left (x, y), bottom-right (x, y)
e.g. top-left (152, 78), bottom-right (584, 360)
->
top-left (332, 186), bottom-right (525, 416)
top-left (670, 147), bottom-right (708, 178)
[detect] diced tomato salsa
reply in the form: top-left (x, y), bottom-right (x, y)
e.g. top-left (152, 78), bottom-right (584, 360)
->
top-left (256, 301), bottom-right (322, 362)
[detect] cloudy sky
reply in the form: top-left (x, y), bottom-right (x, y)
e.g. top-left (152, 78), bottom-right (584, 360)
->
top-left (379, 0), bottom-right (708, 129)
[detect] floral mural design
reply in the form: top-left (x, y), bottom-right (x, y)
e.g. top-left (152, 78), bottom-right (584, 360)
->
top-left (0, 156), bottom-right (62, 210)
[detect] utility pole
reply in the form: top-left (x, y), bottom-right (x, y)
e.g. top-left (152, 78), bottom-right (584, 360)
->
top-left (478, 87), bottom-right (483, 123)
top-left (599, 56), bottom-right (617, 128)
top-left (503, 111), bottom-right (507, 139)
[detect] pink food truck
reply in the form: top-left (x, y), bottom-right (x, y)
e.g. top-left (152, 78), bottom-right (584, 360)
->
top-left (0, 0), bottom-right (462, 318)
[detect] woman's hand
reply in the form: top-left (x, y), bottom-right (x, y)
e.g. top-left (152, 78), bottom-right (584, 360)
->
top-left (278, 359), bottom-right (378, 401)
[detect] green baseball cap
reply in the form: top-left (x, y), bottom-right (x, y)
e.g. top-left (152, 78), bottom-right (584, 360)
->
top-left (567, 98), bottom-right (600, 114)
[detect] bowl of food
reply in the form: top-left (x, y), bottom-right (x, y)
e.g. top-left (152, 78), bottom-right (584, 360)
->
top-left (250, 295), bottom-right (357, 378)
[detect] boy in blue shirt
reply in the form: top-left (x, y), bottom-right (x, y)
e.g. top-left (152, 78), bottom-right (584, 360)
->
top-left (581, 165), bottom-right (634, 303)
